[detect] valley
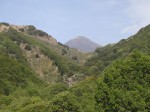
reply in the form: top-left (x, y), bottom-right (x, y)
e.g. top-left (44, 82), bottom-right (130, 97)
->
top-left (0, 22), bottom-right (150, 112)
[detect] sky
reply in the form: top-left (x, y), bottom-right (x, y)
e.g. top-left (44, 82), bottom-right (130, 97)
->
top-left (0, 0), bottom-right (150, 45)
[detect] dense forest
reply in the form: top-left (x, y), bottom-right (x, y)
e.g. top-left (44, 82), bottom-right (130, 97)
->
top-left (0, 23), bottom-right (150, 112)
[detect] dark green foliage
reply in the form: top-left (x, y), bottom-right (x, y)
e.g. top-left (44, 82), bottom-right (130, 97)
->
top-left (27, 25), bottom-right (37, 35)
top-left (37, 30), bottom-right (48, 37)
top-left (25, 44), bottom-right (32, 51)
top-left (61, 48), bottom-right (67, 55)
top-left (27, 25), bottom-right (48, 37)
top-left (35, 53), bottom-right (39, 58)
top-left (0, 22), bottom-right (9, 26)
top-left (95, 51), bottom-right (150, 111)
top-left (72, 55), bottom-right (78, 60)
top-left (19, 28), bottom-right (25, 32)
top-left (58, 42), bottom-right (69, 50)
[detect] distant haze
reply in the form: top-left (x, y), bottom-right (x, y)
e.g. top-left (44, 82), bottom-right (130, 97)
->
top-left (65, 36), bottom-right (101, 52)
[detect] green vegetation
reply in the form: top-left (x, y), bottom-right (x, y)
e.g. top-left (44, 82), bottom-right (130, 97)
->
top-left (27, 25), bottom-right (48, 37)
top-left (69, 77), bottom-right (97, 111)
top-left (6, 28), bottom-right (83, 76)
top-left (95, 51), bottom-right (150, 111)
top-left (72, 55), bottom-right (78, 60)
top-left (0, 23), bottom-right (150, 111)
top-left (0, 32), bottom-right (44, 96)
top-left (24, 44), bottom-right (32, 51)
top-left (85, 25), bottom-right (150, 75)
top-left (19, 28), bottom-right (25, 32)
top-left (0, 22), bottom-right (9, 26)
top-left (61, 48), bottom-right (67, 55)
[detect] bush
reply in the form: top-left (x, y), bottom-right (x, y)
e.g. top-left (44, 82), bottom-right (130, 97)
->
top-left (19, 28), bottom-right (25, 32)
top-left (95, 51), bottom-right (150, 111)
top-left (37, 30), bottom-right (48, 37)
top-left (0, 22), bottom-right (9, 26)
top-left (25, 45), bottom-right (32, 51)
top-left (27, 25), bottom-right (37, 35)
top-left (61, 49), bottom-right (67, 55)
top-left (51, 92), bottom-right (82, 112)
top-left (35, 54), bottom-right (39, 58)
top-left (72, 56), bottom-right (77, 60)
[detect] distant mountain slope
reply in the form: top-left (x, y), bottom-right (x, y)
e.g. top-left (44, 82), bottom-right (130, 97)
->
top-left (65, 36), bottom-right (101, 52)
top-left (85, 24), bottom-right (150, 74)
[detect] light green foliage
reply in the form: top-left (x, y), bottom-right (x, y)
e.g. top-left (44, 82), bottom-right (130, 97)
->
top-left (51, 91), bottom-right (82, 112)
top-left (95, 51), bottom-right (150, 111)
top-left (20, 101), bottom-right (52, 112)
top-left (40, 83), bottom-right (68, 100)
top-left (69, 77), bottom-right (97, 112)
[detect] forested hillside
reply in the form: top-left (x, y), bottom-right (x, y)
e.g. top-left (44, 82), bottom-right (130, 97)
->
top-left (85, 24), bottom-right (150, 75)
top-left (0, 22), bottom-right (150, 112)
top-left (95, 51), bottom-right (150, 111)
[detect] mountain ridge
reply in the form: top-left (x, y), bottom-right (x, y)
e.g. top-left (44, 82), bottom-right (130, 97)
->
top-left (0, 22), bottom-right (57, 45)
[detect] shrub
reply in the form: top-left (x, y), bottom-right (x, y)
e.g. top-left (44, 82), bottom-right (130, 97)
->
top-left (37, 30), bottom-right (48, 37)
top-left (35, 54), bottom-right (39, 58)
top-left (25, 45), bottom-right (32, 51)
top-left (19, 28), bottom-right (25, 32)
top-left (72, 56), bottom-right (77, 60)
top-left (61, 49), bottom-right (67, 55)
top-left (0, 22), bottom-right (9, 26)
top-left (27, 25), bottom-right (36, 35)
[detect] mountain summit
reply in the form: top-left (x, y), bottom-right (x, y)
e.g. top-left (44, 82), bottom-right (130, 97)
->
top-left (65, 36), bottom-right (101, 52)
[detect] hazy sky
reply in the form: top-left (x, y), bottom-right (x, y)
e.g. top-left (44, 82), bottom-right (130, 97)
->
top-left (0, 0), bottom-right (150, 45)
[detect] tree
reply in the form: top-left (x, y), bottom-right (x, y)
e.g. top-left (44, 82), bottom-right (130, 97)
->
top-left (95, 51), bottom-right (150, 111)
top-left (51, 91), bottom-right (82, 112)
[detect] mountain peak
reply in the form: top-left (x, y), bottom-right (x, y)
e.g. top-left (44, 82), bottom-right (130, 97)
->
top-left (65, 36), bottom-right (102, 52)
